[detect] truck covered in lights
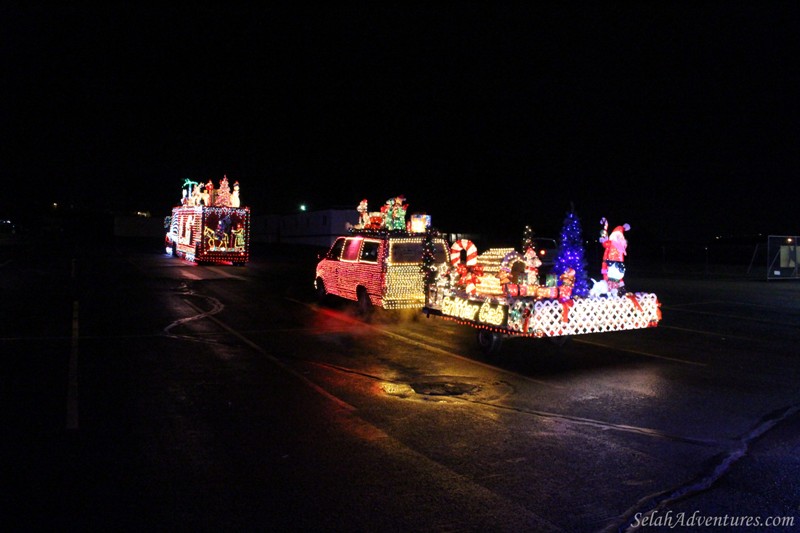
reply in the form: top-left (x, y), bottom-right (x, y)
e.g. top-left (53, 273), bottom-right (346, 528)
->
top-left (314, 195), bottom-right (450, 312)
top-left (165, 176), bottom-right (250, 266)
top-left (422, 217), bottom-right (661, 355)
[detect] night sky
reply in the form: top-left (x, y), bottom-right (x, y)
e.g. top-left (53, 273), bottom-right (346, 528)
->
top-left (2, 3), bottom-right (799, 242)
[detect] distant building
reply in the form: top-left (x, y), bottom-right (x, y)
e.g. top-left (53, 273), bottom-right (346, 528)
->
top-left (252, 207), bottom-right (358, 248)
top-left (250, 208), bottom-right (482, 249)
top-left (114, 212), bottom-right (164, 238)
top-left (119, 205), bottom-right (479, 250)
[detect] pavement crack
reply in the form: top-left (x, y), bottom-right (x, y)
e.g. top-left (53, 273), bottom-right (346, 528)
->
top-left (605, 402), bottom-right (800, 533)
top-left (163, 290), bottom-right (226, 344)
top-left (468, 399), bottom-right (719, 447)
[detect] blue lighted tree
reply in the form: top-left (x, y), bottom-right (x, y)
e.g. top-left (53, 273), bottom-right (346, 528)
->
top-left (554, 205), bottom-right (590, 297)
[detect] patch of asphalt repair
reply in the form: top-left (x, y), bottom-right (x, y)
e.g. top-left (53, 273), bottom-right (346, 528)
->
top-left (382, 375), bottom-right (513, 402)
top-left (408, 380), bottom-right (481, 396)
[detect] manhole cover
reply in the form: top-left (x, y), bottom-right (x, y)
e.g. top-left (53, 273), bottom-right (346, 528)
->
top-left (409, 381), bottom-right (480, 396)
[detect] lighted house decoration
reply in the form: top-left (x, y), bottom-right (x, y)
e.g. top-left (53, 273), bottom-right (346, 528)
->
top-left (165, 176), bottom-right (251, 265)
top-left (422, 206), bottom-right (661, 354)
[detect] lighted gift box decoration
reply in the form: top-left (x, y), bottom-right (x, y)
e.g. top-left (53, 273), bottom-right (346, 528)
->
top-left (410, 214), bottom-right (431, 233)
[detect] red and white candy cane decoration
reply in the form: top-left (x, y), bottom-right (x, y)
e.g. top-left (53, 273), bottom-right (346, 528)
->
top-left (450, 239), bottom-right (478, 267)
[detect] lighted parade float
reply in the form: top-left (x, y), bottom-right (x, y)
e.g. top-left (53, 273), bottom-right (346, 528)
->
top-left (164, 176), bottom-right (250, 265)
top-left (421, 209), bottom-right (662, 355)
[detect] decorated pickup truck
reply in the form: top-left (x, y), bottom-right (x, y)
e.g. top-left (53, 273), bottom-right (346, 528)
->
top-left (422, 210), bottom-right (661, 355)
top-left (164, 176), bottom-right (250, 265)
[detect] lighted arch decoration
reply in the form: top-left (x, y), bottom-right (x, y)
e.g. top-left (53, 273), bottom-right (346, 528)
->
top-left (500, 251), bottom-right (527, 276)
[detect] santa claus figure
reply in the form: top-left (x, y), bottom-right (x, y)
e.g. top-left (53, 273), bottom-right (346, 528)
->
top-left (203, 180), bottom-right (215, 206)
top-left (600, 219), bottom-right (630, 296)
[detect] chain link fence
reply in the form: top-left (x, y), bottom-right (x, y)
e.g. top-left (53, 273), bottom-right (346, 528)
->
top-left (765, 235), bottom-right (799, 280)
top-left (583, 239), bottom-right (784, 279)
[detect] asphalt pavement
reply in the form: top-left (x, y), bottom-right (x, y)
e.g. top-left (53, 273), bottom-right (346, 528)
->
top-left (2, 234), bottom-right (799, 532)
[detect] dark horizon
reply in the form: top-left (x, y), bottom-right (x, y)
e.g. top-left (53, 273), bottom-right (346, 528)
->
top-left (2, 4), bottom-right (799, 242)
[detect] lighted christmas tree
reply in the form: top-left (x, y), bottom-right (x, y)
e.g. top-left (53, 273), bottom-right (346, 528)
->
top-left (553, 206), bottom-right (590, 297)
top-left (521, 225), bottom-right (535, 252)
top-left (215, 175), bottom-right (232, 207)
top-left (420, 227), bottom-right (439, 287)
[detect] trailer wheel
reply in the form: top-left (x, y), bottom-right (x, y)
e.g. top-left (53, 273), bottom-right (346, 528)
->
top-left (477, 330), bottom-right (503, 357)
